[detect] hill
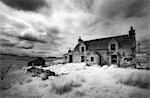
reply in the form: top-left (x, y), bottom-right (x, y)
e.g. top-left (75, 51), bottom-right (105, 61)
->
top-left (0, 53), bottom-right (62, 67)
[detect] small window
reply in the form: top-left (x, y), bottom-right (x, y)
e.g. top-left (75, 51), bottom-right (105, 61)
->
top-left (91, 57), bottom-right (94, 62)
top-left (81, 56), bottom-right (85, 62)
top-left (81, 47), bottom-right (84, 52)
top-left (111, 44), bottom-right (116, 50)
top-left (65, 56), bottom-right (67, 59)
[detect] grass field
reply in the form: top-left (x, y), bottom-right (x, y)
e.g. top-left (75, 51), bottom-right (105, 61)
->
top-left (1, 63), bottom-right (150, 98)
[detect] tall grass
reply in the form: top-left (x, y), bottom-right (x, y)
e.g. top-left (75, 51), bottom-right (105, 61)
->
top-left (118, 71), bottom-right (150, 89)
top-left (51, 80), bottom-right (81, 95)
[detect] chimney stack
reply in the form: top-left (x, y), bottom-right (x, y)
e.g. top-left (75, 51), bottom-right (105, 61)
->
top-left (129, 26), bottom-right (135, 37)
top-left (78, 36), bottom-right (83, 44)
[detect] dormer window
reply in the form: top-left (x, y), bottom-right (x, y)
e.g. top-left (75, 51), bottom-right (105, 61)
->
top-left (81, 47), bottom-right (84, 52)
top-left (111, 44), bottom-right (116, 51)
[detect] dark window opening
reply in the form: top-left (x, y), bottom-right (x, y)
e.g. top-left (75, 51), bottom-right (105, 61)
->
top-left (111, 55), bottom-right (117, 64)
top-left (123, 52), bottom-right (125, 56)
top-left (69, 55), bottom-right (72, 63)
top-left (111, 44), bottom-right (116, 51)
top-left (81, 56), bottom-right (85, 62)
top-left (65, 56), bottom-right (67, 59)
top-left (91, 57), bottom-right (94, 62)
top-left (81, 47), bottom-right (84, 52)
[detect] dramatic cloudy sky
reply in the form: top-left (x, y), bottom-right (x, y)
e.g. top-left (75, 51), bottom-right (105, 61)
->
top-left (0, 0), bottom-right (149, 57)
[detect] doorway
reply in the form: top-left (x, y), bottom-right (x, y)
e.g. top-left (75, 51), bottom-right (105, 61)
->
top-left (81, 56), bottom-right (85, 62)
top-left (69, 55), bottom-right (72, 63)
top-left (111, 55), bottom-right (117, 64)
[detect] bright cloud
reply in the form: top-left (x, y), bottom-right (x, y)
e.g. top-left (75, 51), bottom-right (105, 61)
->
top-left (0, 0), bottom-right (149, 57)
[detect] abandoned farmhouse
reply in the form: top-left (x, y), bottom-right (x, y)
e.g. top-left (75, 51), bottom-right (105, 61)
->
top-left (63, 27), bottom-right (136, 65)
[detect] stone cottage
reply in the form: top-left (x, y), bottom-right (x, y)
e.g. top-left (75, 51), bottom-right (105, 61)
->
top-left (63, 27), bottom-right (136, 65)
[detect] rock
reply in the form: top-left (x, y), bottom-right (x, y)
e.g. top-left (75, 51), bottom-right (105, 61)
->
top-left (27, 67), bottom-right (44, 74)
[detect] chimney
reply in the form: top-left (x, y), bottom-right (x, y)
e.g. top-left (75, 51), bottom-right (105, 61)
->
top-left (129, 26), bottom-right (136, 53)
top-left (129, 26), bottom-right (135, 37)
top-left (68, 48), bottom-right (71, 53)
top-left (78, 36), bottom-right (83, 44)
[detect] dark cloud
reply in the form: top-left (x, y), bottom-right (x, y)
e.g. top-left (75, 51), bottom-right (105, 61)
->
top-left (18, 34), bottom-right (47, 43)
top-left (17, 44), bottom-right (34, 49)
top-left (32, 51), bottom-right (49, 54)
top-left (81, 0), bottom-right (149, 29)
top-left (49, 27), bottom-right (60, 34)
top-left (1, 31), bottom-right (18, 38)
top-left (0, 38), bottom-right (10, 43)
top-left (0, 42), bottom-right (34, 49)
top-left (124, 0), bottom-right (149, 18)
top-left (100, 0), bottom-right (149, 19)
top-left (0, 36), bottom-right (34, 49)
top-left (0, 0), bottom-right (149, 57)
top-left (0, 38), bottom-right (16, 47)
top-left (1, 0), bottom-right (47, 11)
top-left (0, 42), bottom-right (16, 47)
top-left (45, 27), bottom-right (63, 45)
top-left (1, 32), bottom-right (46, 44)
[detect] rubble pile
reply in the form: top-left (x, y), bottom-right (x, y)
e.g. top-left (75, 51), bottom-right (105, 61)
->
top-left (27, 66), bottom-right (59, 80)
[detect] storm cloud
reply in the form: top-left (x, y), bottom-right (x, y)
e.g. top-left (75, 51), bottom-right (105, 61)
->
top-left (18, 34), bottom-right (47, 43)
top-left (0, 0), bottom-right (149, 57)
top-left (0, 42), bottom-right (16, 47)
top-left (99, 0), bottom-right (149, 19)
top-left (1, 0), bottom-right (47, 11)
top-left (81, 0), bottom-right (149, 41)
top-left (0, 37), bottom-right (34, 49)
top-left (16, 44), bottom-right (34, 49)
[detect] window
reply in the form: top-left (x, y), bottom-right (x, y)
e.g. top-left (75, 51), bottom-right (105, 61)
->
top-left (65, 56), bottom-right (67, 59)
top-left (81, 47), bottom-right (84, 52)
top-left (111, 44), bottom-right (116, 50)
top-left (111, 55), bottom-right (117, 64)
top-left (91, 57), bottom-right (94, 62)
top-left (69, 55), bottom-right (72, 63)
top-left (81, 56), bottom-right (85, 62)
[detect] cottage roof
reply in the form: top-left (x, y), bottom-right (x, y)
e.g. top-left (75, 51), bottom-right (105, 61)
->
top-left (74, 34), bottom-right (134, 51)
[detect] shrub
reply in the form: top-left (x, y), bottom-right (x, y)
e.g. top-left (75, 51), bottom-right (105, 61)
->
top-left (26, 79), bottom-right (32, 83)
top-left (101, 62), bottom-right (108, 66)
top-left (119, 72), bottom-right (150, 89)
top-left (0, 64), bottom-right (12, 80)
top-left (0, 82), bottom-right (12, 90)
top-left (119, 62), bottom-right (131, 68)
top-left (74, 90), bottom-right (86, 97)
top-left (51, 81), bottom-right (81, 95)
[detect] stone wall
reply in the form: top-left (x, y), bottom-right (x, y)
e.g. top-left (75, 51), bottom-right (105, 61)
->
top-left (73, 51), bottom-right (81, 63)
top-left (63, 42), bottom-right (135, 66)
top-left (96, 50), bottom-right (108, 65)
top-left (86, 51), bottom-right (99, 65)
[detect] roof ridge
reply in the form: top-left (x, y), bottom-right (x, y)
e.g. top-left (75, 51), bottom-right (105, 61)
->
top-left (84, 34), bottom-right (128, 42)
